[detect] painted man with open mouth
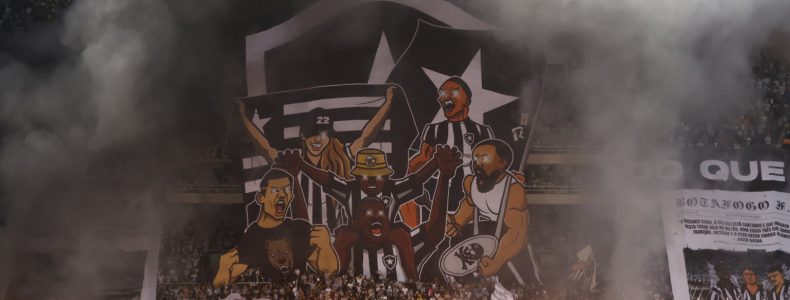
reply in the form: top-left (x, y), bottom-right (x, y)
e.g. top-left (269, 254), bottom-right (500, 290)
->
top-left (212, 168), bottom-right (338, 286)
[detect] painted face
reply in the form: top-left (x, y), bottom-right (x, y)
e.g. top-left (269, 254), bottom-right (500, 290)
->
top-left (257, 177), bottom-right (293, 220)
top-left (742, 269), bottom-right (757, 285)
top-left (437, 81), bottom-right (469, 119)
top-left (302, 131), bottom-right (330, 157)
top-left (356, 200), bottom-right (390, 243)
top-left (768, 271), bottom-right (785, 287)
top-left (266, 238), bottom-right (294, 273)
top-left (471, 145), bottom-right (507, 192)
top-left (358, 175), bottom-right (387, 195)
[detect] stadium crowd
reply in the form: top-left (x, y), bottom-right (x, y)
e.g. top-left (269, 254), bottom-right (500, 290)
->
top-left (671, 52), bottom-right (790, 152)
top-left (157, 272), bottom-right (543, 300)
top-left (525, 165), bottom-right (590, 190)
top-left (158, 207), bottom-right (243, 285)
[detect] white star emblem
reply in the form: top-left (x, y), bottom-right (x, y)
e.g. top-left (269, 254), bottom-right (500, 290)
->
top-left (367, 33), bottom-right (395, 84)
top-left (366, 33), bottom-right (396, 152)
top-left (422, 51), bottom-right (518, 124)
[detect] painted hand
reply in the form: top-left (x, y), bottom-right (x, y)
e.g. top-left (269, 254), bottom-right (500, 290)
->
top-left (445, 214), bottom-right (462, 238)
top-left (434, 145), bottom-right (462, 175)
top-left (386, 85), bottom-right (397, 103)
top-left (275, 149), bottom-right (302, 175)
top-left (310, 225), bottom-right (332, 248)
top-left (218, 248), bottom-right (240, 272)
top-left (477, 255), bottom-right (502, 277)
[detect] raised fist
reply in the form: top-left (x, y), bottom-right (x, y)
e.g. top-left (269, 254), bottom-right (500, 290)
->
top-left (386, 85), bottom-right (398, 103)
top-left (309, 225), bottom-right (332, 248)
top-left (445, 214), bottom-right (462, 238)
top-left (433, 145), bottom-right (462, 176)
top-left (218, 248), bottom-right (240, 273)
top-left (275, 149), bottom-right (302, 175)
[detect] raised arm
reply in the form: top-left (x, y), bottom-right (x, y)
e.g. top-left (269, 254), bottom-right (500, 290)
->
top-left (349, 85), bottom-right (397, 155)
top-left (408, 144), bottom-right (434, 174)
top-left (274, 150), bottom-right (309, 220)
top-left (237, 100), bottom-right (279, 162)
top-left (275, 150), bottom-right (351, 209)
top-left (390, 153), bottom-right (439, 215)
top-left (424, 145), bottom-right (462, 246)
top-left (478, 183), bottom-right (529, 277)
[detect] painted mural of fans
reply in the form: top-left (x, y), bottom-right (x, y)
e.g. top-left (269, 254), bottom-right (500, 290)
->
top-left (237, 86), bottom-right (397, 229)
top-left (442, 138), bottom-right (540, 286)
top-left (739, 267), bottom-right (765, 300)
top-left (275, 145), bottom-right (462, 280)
top-left (401, 77), bottom-right (496, 227)
top-left (277, 146), bottom-right (438, 228)
top-left (767, 264), bottom-right (789, 300)
top-left (212, 168), bottom-right (338, 286)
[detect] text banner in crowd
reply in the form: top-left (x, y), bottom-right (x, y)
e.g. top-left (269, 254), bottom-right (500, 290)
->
top-left (663, 148), bottom-right (789, 300)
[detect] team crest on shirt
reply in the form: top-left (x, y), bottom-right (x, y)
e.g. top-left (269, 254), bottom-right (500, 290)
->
top-left (464, 133), bottom-right (475, 145)
top-left (383, 255), bottom-right (397, 270)
top-left (381, 196), bottom-right (392, 207)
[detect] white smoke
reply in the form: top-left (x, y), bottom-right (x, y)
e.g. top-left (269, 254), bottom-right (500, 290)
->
top-left (2, 0), bottom-right (789, 298)
top-left (0, 0), bottom-right (240, 298)
top-left (457, 0), bottom-right (790, 298)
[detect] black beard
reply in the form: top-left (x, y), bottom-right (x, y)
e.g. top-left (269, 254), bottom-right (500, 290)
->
top-left (475, 169), bottom-right (502, 193)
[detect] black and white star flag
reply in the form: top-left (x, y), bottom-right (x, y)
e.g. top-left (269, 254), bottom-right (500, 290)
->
top-left (244, 1), bottom-right (496, 95)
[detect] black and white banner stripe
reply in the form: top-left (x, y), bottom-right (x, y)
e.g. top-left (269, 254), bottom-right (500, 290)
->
top-left (238, 84), bottom-right (418, 208)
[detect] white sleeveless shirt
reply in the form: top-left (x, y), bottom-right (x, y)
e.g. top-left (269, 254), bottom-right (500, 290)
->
top-left (470, 173), bottom-right (517, 222)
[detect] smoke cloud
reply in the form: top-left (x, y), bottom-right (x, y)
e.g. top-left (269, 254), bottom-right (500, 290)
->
top-left (0, 0), bottom-right (245, 298)
top-left (2, 0), bottom-right (790, 298)
top-left (455, 0), bottom-right (790, 297)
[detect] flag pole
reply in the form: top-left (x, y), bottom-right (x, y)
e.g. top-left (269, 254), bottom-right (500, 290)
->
top-left (518, 63), bottom-right (550, 173)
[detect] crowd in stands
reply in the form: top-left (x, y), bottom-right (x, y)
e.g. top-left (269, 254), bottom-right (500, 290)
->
top-left (525, 165), bottom-right (590, 191)
top-left (158, 206), bottom-right (243, 285)
top-left (155, 269), bottom-right (676, 300)
top-left (533, 52), bottom-right (790, 153)
top-left (157, 272), bottom-right (547, 300)
top-left (671, 52), bottom-right (790, 152)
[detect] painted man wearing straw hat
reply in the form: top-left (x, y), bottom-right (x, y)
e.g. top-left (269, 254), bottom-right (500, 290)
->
top-left (276, 145), bottom-right (462, 280)
top-left (277, 147), bottom-right (441, 226)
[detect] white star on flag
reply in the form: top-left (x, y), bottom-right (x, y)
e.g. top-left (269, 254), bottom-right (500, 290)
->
top-left (367, 33), bottom-right (395, 84)
top-left (366, 33), bottom-right (397, 152)
top-left (422, 51), bottom-right (518, 124)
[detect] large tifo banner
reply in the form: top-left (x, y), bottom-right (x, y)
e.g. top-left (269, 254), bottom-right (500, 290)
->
top-left (221, 0), bottom-right (546, 286)
top-left (662, 148), bottom-right (790, 300)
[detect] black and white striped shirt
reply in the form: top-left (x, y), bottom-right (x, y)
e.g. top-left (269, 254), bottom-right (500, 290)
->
top-left (289, 144), bottom-right (355, 230)
top-left (768, 284), bottom-right (790, 300)
top-left (321, 176), bottom-right (424, 222)
top-left (740, 286), bottom-right (766, 300)
top-left (418, 119), bottom-right (494, 210)
top-left (349, 225), bottom-right (437, 281)
top-left (710, 284), bottom-right (738, 300)
top-left (292, 173), bottom-right (347, 231)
